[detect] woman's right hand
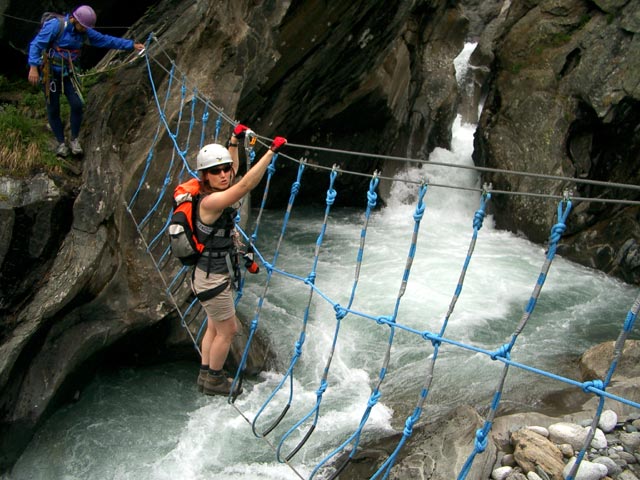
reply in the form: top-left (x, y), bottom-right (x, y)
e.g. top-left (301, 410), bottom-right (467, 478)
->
top-left (270, 137), bottom-right (287, 152)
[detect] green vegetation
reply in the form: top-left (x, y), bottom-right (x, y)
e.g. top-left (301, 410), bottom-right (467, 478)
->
top-left (0, 75), bottom-right (68, 177)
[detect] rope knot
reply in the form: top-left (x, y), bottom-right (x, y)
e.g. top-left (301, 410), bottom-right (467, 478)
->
top-left (490, 344), bottom-right (511, 361)
top-left (334, 305), bottom-right (347, 320)
top-left (316, 379), bottom-right (327, 396)
top-left (473, 208), bottom-right (486, 230)
top-left (403, 417), bottom-right (416, 437)
top-left (267, 163), bottom-right (276, 175)
top-left (326, 188), bottom-right (337, 206)
top-left (368, 390), bottom-right (381, 407)
top-left (291, 181), bottom-right (301, 196)
top-left (413, 203), bottom-right (426, 222)
top-left (294, 339), bottom-right (304, 356)
top-left (264, 262), bottom-right (274, 274)
top-left (474, 429), bottom-right (488, 452)
top-left (582, 379), bottom-right (604, 394)
top-left (367, 190), bottom-right (378, 208)
top-left (376, 315), bottom-right (391, 325)
top-left (549, 222), bottom-right (566, 244)
top-left (306, 272), bottom-right (316, 285)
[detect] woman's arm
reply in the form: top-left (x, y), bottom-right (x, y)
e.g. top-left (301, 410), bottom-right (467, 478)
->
top-left (199, 137), bottom-right (286, 214)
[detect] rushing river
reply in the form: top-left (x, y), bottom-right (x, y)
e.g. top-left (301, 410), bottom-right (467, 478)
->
top-left (9, 45), bottom-right (640, 480)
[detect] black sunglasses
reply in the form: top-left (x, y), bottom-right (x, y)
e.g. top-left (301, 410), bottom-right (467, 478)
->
top-left (206, 164), bottom-right (232, 175)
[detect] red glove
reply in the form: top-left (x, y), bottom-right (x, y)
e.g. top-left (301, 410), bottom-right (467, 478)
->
top-left (270, 136), bottom-right (287, 152)
top-left (233, 124), bottom-right (250, 139)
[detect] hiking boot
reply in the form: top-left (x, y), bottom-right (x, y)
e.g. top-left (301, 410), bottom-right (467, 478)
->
top-left (197, 369), bottom-right (207, 392)
top-left (55, 142), bottom-right (70, 158)
top-left (203, 372), bottom-right (243, 396)
top-left (69, 138), bottom-right (83, 156)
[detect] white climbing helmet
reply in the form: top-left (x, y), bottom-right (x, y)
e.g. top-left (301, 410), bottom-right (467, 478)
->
top-left (196, 143), bottom-right (233, 171)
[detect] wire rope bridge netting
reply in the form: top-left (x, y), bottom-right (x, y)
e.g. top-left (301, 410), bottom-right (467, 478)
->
top-left (124, 35), bottom-right (640, 480)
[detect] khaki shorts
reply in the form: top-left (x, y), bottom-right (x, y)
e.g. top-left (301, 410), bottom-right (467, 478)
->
top-left (191, 268), bottom-right (235, 321)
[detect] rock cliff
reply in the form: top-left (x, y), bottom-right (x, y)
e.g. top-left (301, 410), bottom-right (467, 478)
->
top-left (0, 0), bottom-right (638, 474)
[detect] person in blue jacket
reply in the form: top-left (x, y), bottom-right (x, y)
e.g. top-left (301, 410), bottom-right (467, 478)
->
top-left (27, 5), bottom-right (144, 158)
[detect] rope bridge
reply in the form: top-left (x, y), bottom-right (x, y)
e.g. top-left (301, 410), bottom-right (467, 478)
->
top-left (125, 34), bottom-right (640, 480)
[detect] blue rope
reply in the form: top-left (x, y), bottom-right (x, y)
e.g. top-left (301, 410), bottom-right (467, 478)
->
top-left (275, 168), bottom-right (339, 462)
top-left (311, 181), bottom-right (429, 479)
top-left (214, 113), bottom-right (222, 143)
top-left (372, 189), bottom-right (491, 479)
top-left (248, 161), bottom-right (307, 420)
top-left (458, 197), bottom-right (573, 480)
top-left (126, 59), bottom-right (174, 211)
top-left (566, 292), bottom-right (640, 479)
top-left (199, 102), bottom-right (210, 149)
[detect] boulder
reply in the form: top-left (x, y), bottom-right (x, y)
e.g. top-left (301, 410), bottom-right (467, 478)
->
top-left (579, 340), bottom-right (640, 381)
top-left (511, 428), bottom-right (565, 480)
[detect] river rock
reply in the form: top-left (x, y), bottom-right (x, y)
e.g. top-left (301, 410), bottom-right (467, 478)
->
top-left (493, 466), bottom-right (513, 480)
top-left (549, 422), bottom-right (590, 450)
top-left (563, 457), bottom-right (608, 480)
top-left (579, 341), bottom-right (640, 381)
top-left (618, 471), bottom-right (640, 480)
top-left (599, 410), bottom-right (618, 433)
top-left (592, 456), bottom-right (622, 476)
top-left (527, 426), bottom-right (550, 438)
top-left (511, 428), bottom-right (565, 480)
top-left (620, 432), bottom-right (640, 452)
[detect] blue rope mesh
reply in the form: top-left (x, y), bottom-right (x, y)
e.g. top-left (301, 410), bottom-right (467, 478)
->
top-left (124, 37), bottom-right (639, 480)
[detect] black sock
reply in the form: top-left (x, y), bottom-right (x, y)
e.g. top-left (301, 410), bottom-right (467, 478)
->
top-left (208, 368), bottom-right (223, 377)
top-left (200, 364), bottom-right (208, 371)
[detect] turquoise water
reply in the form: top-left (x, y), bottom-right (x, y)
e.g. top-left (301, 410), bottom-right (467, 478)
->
top-left (9, 117), bottom-right (639, 480)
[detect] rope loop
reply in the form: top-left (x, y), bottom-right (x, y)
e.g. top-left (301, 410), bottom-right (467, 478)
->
top-left (326, 188), bottom-right (337, 206)
top-left (334, 304), bottom-right (348, 320)
top-left (330, 166), bottom-right (339, 183)
top-left (490, 343), bottom-right (511, 361)
top-left (473, 208), bottom-right (486, 231)
top-left (367, 190), bottom-right (378, 208)
top-left (581, 379), bottom-right (604, 394)
top-left (376, 315), bottom-right (391, 325)
top-left (316, 379), bottom-right (328, 396)
top-left (413, 203), bottom-right (426, 222)
top-left (367, 173), bottom-right (379, 207)
top-left (403, 416), bottom-right (416, 437)
top-left (368, 390), bottom-right (381, 407)
top-left (474, 428), bottom-right (488, 452)
top-left (413, 182), bottom-right (428, 222)
top-left (549, 221), bottom-right (567, 245)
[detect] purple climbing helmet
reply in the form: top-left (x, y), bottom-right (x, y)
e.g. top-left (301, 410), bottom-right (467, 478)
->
top-left (72, 5), bottom-right (97, 28)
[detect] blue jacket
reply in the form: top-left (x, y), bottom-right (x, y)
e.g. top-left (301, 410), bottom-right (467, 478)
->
top-left (28, 14), bottom-right (134, 71)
